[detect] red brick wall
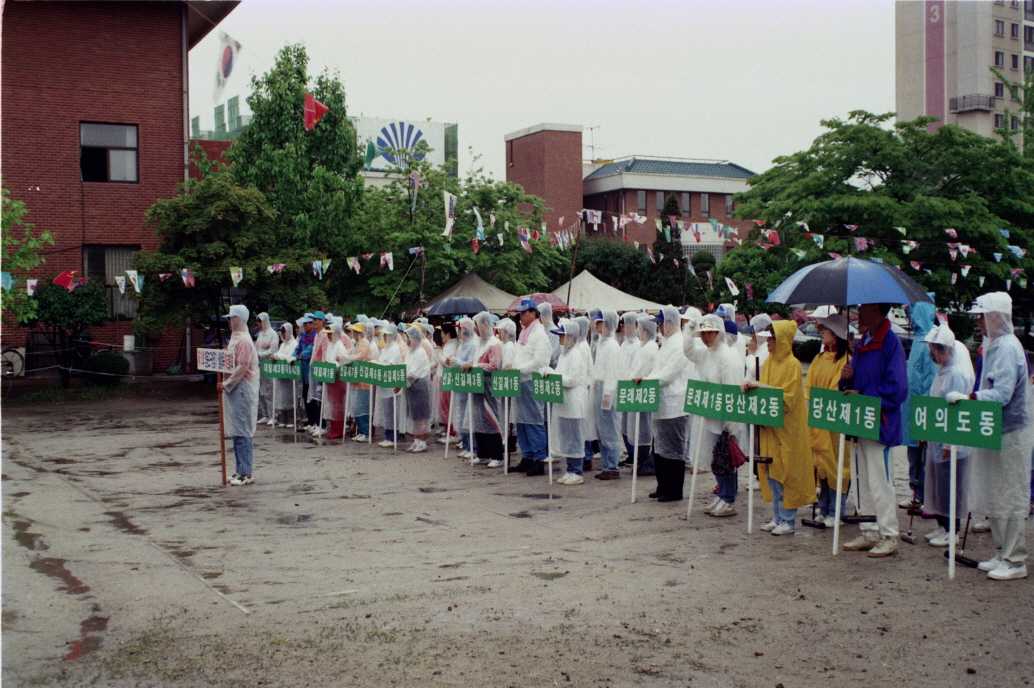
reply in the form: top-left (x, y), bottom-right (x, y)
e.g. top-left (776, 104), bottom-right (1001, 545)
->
top-left (2, 1), bottom-right (189, 373)
top-left (506, 129), bottom-right (583, 232)
top-left (189, 140), bottom-right (232, 179)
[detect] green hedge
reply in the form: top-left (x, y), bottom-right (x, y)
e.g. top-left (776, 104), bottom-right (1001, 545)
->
top-left (81, 351), bottom-right (129, 386)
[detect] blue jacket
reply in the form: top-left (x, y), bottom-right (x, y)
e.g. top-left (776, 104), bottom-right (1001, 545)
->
top-left (293, 330), bottom-right (315, 379)
top-left (902, 301), bottom-right (937, 447)
top-left (846, 319), bottom-right (909, 447)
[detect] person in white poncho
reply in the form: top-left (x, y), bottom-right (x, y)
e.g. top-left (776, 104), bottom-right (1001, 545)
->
top-left (591, 310), bottom-right (624, 481)
top-left (270, 322), bottom-right (299, 428)
top-left (403, 324), bottom-right (432, 453)
top-left (551, 319), bottom-right (590, 485)
top-left (949, 293), bottom-right (1034, 580)
top-left (253, 313), bottom-right (279, 425)
top-left (216, 305), bottom-right (260, 486)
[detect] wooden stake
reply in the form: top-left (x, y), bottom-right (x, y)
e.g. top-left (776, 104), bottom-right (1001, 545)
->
top-left (218, 372), bottom-right (227, 485)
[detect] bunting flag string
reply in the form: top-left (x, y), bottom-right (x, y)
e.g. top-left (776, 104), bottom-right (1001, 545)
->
top-left (410, 172), bottom-right (420, 213)
top-left (442, 192), bottom-right (457, 237)
top-left (229, 267), bottom-right (244, 287)
top-left (26, 279), bottom-right (38, 296)
top-left (115, 276), bottom-right (126, 294)
top-left (125, 269), bottom-right (143, 293)
top-left (380, 252), bottom-right (394, 271)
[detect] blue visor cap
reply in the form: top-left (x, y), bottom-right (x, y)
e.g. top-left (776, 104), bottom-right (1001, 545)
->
top-left (514, 298), bottom-right (539, 313)
top-left (724, 320), bottom-right (739, 335)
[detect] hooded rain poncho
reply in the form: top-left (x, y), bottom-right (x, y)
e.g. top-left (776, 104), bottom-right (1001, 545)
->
top-left (468, 312), bottom-right (503, 435)
top-left (550, 319), bottom-right (590, 458)
top-left (223, 309), bottom-right (260, 438)
top-left (804, 332), bottom-right (851, 492)
top-left (902, 300), bottom-right (938, 447)
top-left (404, 325), bottom-right (432, 435)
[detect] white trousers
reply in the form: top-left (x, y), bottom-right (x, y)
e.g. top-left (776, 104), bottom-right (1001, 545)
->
top-left (990, 517), bottom-right (1028, 565)
top-left (855, 438), bottom-right (899, 539)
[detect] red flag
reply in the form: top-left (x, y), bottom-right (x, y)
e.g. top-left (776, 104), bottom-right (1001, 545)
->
top-left (472, 238), bottom-right (479, 255)
top-left (53, 271), bottom-right (77, 292)
top-left (304, 93), bottom-right (329, 131)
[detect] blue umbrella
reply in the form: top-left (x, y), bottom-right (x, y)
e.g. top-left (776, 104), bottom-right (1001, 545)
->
top-left (766, 257), bottom-right (933, 307)
top-left (425, 296), bottom-right (488, 317)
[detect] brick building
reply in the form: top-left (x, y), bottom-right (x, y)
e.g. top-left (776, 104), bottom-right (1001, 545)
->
top-left (1, 0), bottom-right (238, 374)
top-left (503, 124), bottom-right (585, 231)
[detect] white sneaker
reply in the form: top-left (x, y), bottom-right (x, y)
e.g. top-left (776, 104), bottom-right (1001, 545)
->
top-left (278, 423), bottom-right (290, 428)
top-left (928, 531), bottom-right (959, 548)
top-left (711, 501), bottom-right (737, 517)
top-left (977, 552), bottom-right (1003, 572)
top-left (565, 474), bottom-right (584, 485)
top-left (411, 440), bottom-right (428, 453)
top-left (970, 519), bottom-right (990, 533)
top-left (544, 456), bottom-right (557, 463)
top-left (378, 440), bottom-right (393, 448)
top-left (487, 459), bottom-right (503, 468)
top-left (924, 526), bottom-right (947, 542)
top-left (352, 434), bottom-right (369, 443)
top-left (866, 536), bottom-right (898, 558)
top-left (987, 563), bottom-right (1028, 581)
top-left (898, 497), bottom-right (921, 509)
top-left (842, 534), bottom-right (879, 551)
top-left (823, 516), bottom-right (837, 528)
top-left (760, 520), bottom-right (778, 532)
top-left (702, 497), bottom-right (723, 514)
top-left (257, 417), bottom-right (268, 424)
top-left (771, 522), bottom-right (795, 536)
top-left (557, 472), bottom-right (573, 484)
top-left (266, 419), bottom-right (275, 426)
top-left (750, 478), bottom-right (761, 490)
top-left (311, 428), bottom-right (326, 437)
top-left (593, 453), bottom-right (601, 460)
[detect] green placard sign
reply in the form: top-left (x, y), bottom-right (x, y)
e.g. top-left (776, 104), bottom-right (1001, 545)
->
top-left (339, 362), bottom-right (359, 383)
top-left (490, 369), bottom-right (522, 398)
top-left (311, 361), bottom-right (338, 383)
top-left (616, 379), bottom-right (660, 412)
top-left (375, 364), bottom-right (408, 389)
top-left (442, 367), bottom-right (485, 393)
top-left (261, 360), bottom-right (303, 380)
top-left (683, 380), bottom-right (784, 427)
top-left (531, 373), bottom-right (564, 403)
top-left (909, 395), bottom-right (1002, 450)
top-left (808, 387), bottom-right (881, 441)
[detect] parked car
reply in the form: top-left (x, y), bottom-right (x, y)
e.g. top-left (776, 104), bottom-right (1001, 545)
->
top-left (792, 319), bottom-right (913, 360)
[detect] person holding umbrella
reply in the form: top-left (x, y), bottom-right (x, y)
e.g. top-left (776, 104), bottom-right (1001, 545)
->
top-left (949, 293), bottom-right (1033, 580)
top-left (839, 303), bottom-right (908, 557)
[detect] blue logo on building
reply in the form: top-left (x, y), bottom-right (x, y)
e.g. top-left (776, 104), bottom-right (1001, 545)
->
top-left (376, 122), bottom-right (425, 164)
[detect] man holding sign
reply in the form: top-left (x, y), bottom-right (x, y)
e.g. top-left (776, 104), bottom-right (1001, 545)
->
top-left (216, 305), bottom-right (260, 486)
top-left (839, 303), bottom-right (908, 557)
top-left (951, 293), bottom-right (1033, 580)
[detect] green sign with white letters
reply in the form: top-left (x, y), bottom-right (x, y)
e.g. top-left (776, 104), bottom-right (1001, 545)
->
top-left (909, 395), bottom-right (1001, 450)
top-left (807, 387), bottom-right (881, 441)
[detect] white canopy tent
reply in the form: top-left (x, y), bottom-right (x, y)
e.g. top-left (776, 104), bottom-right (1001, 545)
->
top-left (551, 270), bottom-right (666, 313)
top-left (406, 272), bottom-right (518, 315)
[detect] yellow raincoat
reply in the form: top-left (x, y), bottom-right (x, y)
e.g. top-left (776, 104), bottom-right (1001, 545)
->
top-left (805, 349), bottom-right (851, 492)
top-left (758, 320), bottom-right (815, 509)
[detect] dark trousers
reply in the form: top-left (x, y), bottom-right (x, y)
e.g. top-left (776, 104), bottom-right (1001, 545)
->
top-left (475, 432), bottom-right (504, 461)
top-left (306, 399), bottom-right (321, 427)
top-left (655, 455), bottom-right (685, 499)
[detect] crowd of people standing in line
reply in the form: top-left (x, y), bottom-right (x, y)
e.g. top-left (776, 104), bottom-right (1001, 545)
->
top-left (218, 290), bottom-right (1034, 582)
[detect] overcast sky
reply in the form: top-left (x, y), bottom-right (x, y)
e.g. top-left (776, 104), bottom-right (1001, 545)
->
top-left (189, 0), bottom-right (896, 180)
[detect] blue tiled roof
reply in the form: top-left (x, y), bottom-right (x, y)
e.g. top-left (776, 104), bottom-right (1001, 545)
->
top-left (584, 157), bottom-right (756, 181)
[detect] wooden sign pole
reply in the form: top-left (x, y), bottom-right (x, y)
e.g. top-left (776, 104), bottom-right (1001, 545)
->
top-left (218, 372), bottom-right (227, 485)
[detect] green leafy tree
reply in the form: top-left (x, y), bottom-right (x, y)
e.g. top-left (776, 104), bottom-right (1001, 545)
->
top-left (225, 43), bottom-right (364, 254)
top-left (24, 279), bottom-right (107, 388)
top-left (732, 111), bottom-right (1034, 315)
top-left (550, 236), bottom-right (650, 299)
top-left (325, 153), bottom-right (566, 316)
top-left (991, 63), bottom-right (1034, 158)
top-left (1, 186), bottom-right (54, 324)
top-left (134, 162), bottom-right (325, 335)
top-left (634, 193), bottom-right (686, 305)
top-left (712, 244), bottom-right (794, 318)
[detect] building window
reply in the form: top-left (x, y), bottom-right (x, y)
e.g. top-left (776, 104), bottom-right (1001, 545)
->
top-left (700, 193), bottom-right (710, 218)
top-left (1027, 56), bottom-right (1034, 72)
top-left (995, 113), bottom-right (1006, 128)
top-left (996, 82), bottom-right (1006, 97)
top-left (656, 191), bottom-right (665, 214)
top-left (637, 190), bottom-right (647, 216)
top-left (1012, 54), bottom-right (1020, 69)
top-left (602, 195), bottom-right (608, 214)
top-left (614, 192), bottom-right (622, 214)
top-left (681, 192), bottom-right (691, 217)
top-left (80, 123), bottom-right (138, 183)
top-left (995, 20), bottom-right (1005, 35)
top-left (1026, 26), bottom-right (1034, 44)
top-left (1011, 116), bottom-right (1020, 130)
top-left (83, 245), bottom-right (140, 319)
top-left (725, 195), bottom-right (735, 218)
top-left (995, 51), bottom-right (1006, 66)
top-left (1011, 23), bottom-right (1020, 38)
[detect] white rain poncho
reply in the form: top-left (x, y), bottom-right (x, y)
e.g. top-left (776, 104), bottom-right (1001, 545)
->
top-left (453, 317), bottom-right (478, 433)
top-left (550, 319), bottom-right (589, 458)
top-left (254, 312), bottom-right (279, 420)
top-left (373, 327), bottom-right (410, 434)
top-left (323, 321), bottom-right (351, 424)
top-left (497, 319), bottom-right (517, 370)
top-left (272, 323), bottom-right (299, 413)
top-left (512, 312), bottom-right (551, 424)
top-left (343, 325), bottom-right (374, 419)
top-left (618, 312), bottom-right (641, 379)
top-left (574, 315), bottom-right (596, 442)
top-left (647, 306), bottom-right (692, 460)
top-left (922, 325), bottom-right (975, 519)
top-left (696, 314), bottom-right (746, 441)
top-left (469, 312), bottom-right (503, 435)
top-left (539, 301), bottom-right (561, 368)
top-left (682, 308), bottom-right (706, 366)
top-left (967, 293), bottom-right (1034, 519)
top-left (592, 310), bottom-right (623, 450)
top-left (587, 306), bottom-right (602, 358)
top-left (222, 305), bottom-right (260, 438)
top-left (622, 315), bottom-right (658, 445)
top-left (404, 325), bottom-right (432, 435)
top-left (745, 314), bottom-right (772, 382)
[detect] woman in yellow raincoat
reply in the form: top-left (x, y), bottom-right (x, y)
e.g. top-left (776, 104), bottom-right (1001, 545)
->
top-left (743, 320), bottom-right (814, 535)
top-left (804, 314), bottom-right (852, 527)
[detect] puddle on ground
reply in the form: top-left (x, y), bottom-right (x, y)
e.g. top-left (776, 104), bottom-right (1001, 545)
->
top-left (509, 511), bottom-right (533, 519)
top-left (201, 571), bottom-right (223, 579)
top-left (419, 487), bottom-right (447, 493)
top-left (29, 558), bottom-right (90, 595)
top-left (521, 494), bottom-right (560, 500)
top-left (531, 572), bottom-right (567, 581)
top-left (415, 516), bottom-right (445, 525)
top-left (43, 458), bottom-right (77, 465)
top-left (103, 511), bottom-right (147, 536)
top-left (10, 518), bottom-right (49, 551)
top-left (172, 486), bottom-right (216, 499)
top-left (10, 491), bottom-right (31, 498)
top-left (170, 550), bottom-right (195, 559)
top-left (276, 514), bottom-right (312, 524)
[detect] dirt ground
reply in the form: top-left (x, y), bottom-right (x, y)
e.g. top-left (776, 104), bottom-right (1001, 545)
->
top-left (2, 383), bottom-right (1032, 688)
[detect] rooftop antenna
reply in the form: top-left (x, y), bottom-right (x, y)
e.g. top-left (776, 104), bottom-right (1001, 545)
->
top-left (585, 125), bottom-right (601, 160)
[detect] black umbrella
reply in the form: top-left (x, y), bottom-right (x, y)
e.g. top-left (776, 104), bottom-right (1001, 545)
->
top-left (766, 257), bottom-right (933, 306)
top-left (425, 296), bottom-right (489, 317)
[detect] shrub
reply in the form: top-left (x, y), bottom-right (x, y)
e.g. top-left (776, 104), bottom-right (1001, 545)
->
top-left (794, 337), bottom-right (822, 364)
top-left (80, 351), bottom-right (129, 386)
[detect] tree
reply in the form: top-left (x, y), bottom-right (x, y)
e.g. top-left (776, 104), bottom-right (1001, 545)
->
top-left (1, 186), bottom-right (54, 324)
top-left (548, 236), bottom-right (650, 298)
top-left (24, 279), bottom-right (107, 388)
top-left (635, 193), bottom-right (686, 306)
top-left (732, 111), bottom-right (1034, 316)
top-left (712, 244), bottom-right (794, 318)
top-left (324, 153), bottom-right (567, 316)
top-left (134, 162), bottom-right (325, 335)
top-left (225, 43), bottom-right (364, 255)
top-left (991, 63), bottom-right (1034, 158)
